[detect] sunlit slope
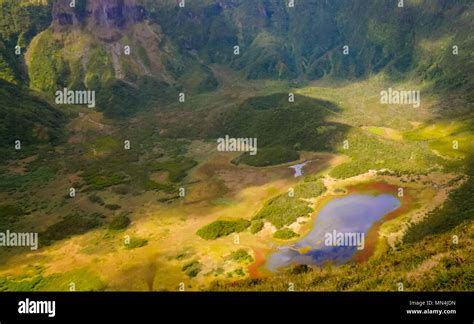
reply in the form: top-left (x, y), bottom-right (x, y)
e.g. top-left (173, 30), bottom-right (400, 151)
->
top-left (212, 220), bottom-right (473, 291)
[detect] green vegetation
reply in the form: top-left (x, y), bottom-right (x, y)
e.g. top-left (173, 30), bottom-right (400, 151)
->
top-left (0, 204), bottom-right (25, 230)
top-left (220, 94), bottom-right (345, 161)
top-left (234, 146), bottom-right (299, 167)
top-left (104, 204), bottom-right (121, 210)
top-left (0, 166), bottom-right (57, 192)
top-left (152, 0), bottom-right (474, 86)
top-left (366, 127), bottom-right (386, 136)
top-left (175, 250), bottom-right (193, 261)
top-left (0, 269), bottom-right (106, 292)
top-left (182, 260), bottom-right (201, 278)
top-left (143, 179), bottom-right (175, 193)
top-left (26, 30), bottom-right (178, 118)
top-left (290, 264), bottom-right (313, 275)
top-left (82, 171), bottom-right (129, 191)
top-left (230, 249), bottom-right (254, 264)
top-left (151, 157), bottom-right (198, 183)
top-left (212, 220), bottom-right (474, 291)
top-left (88, 136), bottom-right (120, 154)
top-left (228, 268), bottom-right (245, 278)
top-left (404, 122), bottom-right (474, 160)
top-left (96, 78), bottom-right (176, 118)
top-left (0, 79), bottom-right (65, 156)
top-left (0, 1), bottom-right (51, 43)
top-left (28, 30), bottom-right (69, 92)
top-left (250, 220), bottom-right (264, 234)
top-left (125, 237), bottom-right (148, 249)
top-left (330, 128), bottom-right (438, 179)
top-left (405, 161), bottom-right (474, 243)
top-left (54, 135), bottom-right (193, 206)
top-left (0, 0), bottom-right (51, 84)
top-left (0, 0), bottom-right (473, 293)
top-left (273, 228), bottom-right (299, 240)
top-left (254, 194), bottom-right (311, 229)
top-left (295, 179), bottom-right (326, 198)
top-left (210, 198), bottom-right (236, 206)
top-left (109, 214), bottom-right (131, 231)
top-left (197, 219), bottom-right (251, 240)
top-left (41, 212), bottom-right (105, 244)
top-left (88, 194), bottom-right (105, 205)
top-left (253, 179), bottom-right (326, 228)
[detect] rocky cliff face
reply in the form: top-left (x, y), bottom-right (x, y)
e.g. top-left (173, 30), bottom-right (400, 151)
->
top-left (23, 0), bottom-right (220, 118)
top-left (88, 0), bottom-right (147, 28)
top-left (52, 0), bottom-right (147, 35)
top-left (30, 0), bottom-right (166, 93)
top-left (1, 0), bottom-right (472, 117)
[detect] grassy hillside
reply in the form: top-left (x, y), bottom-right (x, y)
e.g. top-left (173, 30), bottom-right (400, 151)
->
top-left (212, 220), bottom-right (474, 291)
top-left (221, 93), bottom-right (347, 153)
top-left (150, 1), bottom-right (473, 91)
top-left (3, 0), bottom-right (471, 119)
top-left (0, 0), bottom-right (472, 293)
top-left (0, 79), bottom-right (66, 160)
top-left (0, 0), bottom-right (51, 83)
top-left (405, 158), bottom-right (474, 243)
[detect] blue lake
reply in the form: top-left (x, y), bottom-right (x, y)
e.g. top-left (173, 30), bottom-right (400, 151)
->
top-left (266, 193), bottom-right (401, 271)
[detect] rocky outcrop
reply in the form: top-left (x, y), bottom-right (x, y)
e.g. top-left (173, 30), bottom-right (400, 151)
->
top-left (88, 0), bottom-right (147, 28)
top-left (52, 0), bottom-right (147, 34)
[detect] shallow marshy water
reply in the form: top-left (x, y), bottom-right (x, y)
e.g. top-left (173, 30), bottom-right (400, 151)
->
top-left (289, 162), bottom-right (308, 177)
top-left (266, 193), bottom-right (401, 271)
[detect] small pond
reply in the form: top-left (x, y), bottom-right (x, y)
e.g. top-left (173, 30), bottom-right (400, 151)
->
top-left (266, 193), bottom-right (401, 271)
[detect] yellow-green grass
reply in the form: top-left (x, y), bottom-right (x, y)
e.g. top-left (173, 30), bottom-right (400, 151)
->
top-left (0, 149), bottom-right (337, 291)
top-left (210, 220), bottom-right (474, 291)
top-left (295, 75), bottom-right (435, 130)
top-left (0, 64), bottom-right (469, 292)
top-left (364, 126), bottom-right (403, 141)
top-left (404, 122), bottom-right (474, 159)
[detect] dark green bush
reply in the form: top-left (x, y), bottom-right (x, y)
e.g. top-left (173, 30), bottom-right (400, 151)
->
top-left (197, 219), bottom-right (250, 240)
top-left (109, 214), bottom-right (131, 230)
top-left (273, 228), bottom-right (299, 240)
